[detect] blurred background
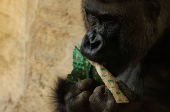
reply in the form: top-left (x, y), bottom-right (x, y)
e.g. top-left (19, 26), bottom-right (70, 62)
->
top-left (0, 0), bottom-right (85, 112)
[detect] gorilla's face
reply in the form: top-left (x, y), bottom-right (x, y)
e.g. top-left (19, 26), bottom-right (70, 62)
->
top-left (80, 0), bottom-right (170, 75)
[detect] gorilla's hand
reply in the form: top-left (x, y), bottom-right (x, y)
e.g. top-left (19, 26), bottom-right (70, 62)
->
top-left (65, 78), bottom-right (94, 112)
top-left (89, 81), bottom-right (147, 112)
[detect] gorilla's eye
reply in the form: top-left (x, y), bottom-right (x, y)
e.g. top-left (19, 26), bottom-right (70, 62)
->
top-left (86, 13), bottom-right (99, 27)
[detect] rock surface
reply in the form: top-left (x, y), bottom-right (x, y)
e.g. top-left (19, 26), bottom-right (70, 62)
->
top-left (0, 0), bottom-right (85, 112)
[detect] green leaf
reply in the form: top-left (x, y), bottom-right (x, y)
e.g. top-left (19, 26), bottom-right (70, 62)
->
top-left (67, 45), bottom-right (105, 85)
top-left (108, 80), bottom-right (113, 83)
top-left (100, 68), bottom-right (105, 71)
top-left (103, 75), bottom-right (107, 77)
top-left (116, 92), bottom-right (120, 94)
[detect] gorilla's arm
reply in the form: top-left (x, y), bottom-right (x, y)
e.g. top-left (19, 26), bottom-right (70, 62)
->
top-left (89, 81), bottom-right (170, 112)
top-left (52, 77), bottom-right (143, 112)
top-left (52, 78), bottom-right (68, 112)
top-left (53, 77), bottom-right (170, 112)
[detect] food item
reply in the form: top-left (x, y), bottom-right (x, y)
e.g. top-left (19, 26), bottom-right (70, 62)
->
top-left (89, 61), bottom-right (129, 103)
top-left (67, 45), bottom-right (129, 103)
top-left (67, 45), bottom-right (104, 85)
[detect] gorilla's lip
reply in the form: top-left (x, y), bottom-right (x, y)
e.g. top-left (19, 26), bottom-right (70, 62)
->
top-left (83, 54), bottom-right (115, 69)
top-left (83, 53), bottom-right (116, 64)
top-left (83, 53), bottom-right (110, 66)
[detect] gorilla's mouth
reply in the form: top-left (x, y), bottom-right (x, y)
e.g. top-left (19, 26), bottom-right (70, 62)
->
top-left (80, 40), bottom-right (130, 75)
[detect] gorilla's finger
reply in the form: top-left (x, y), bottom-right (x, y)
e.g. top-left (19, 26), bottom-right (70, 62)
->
top-left (74, 91), bottom-right (91, 107)
top-left (65, 79), bottom-right (94, 102)
top-left (89, 85), bottom-right (106, 112)
top-left (77, 78), bottom-right (94, 91)
top-left (104, 100), bottom-right (117, 112)
top-left (93, 85), bottom-right (105, 94)
top-left (104, 86), bottom-right (114, 98)
top-left (89, 85), bottom-right (105, 104)
top-left (65, 92), bottom-right (74, 102)
top-left (66, 91), bottom-right (92, 112)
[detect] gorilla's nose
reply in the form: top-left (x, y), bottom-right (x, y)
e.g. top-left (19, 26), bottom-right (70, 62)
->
top-left (80, 31), bottom-right (106, 57)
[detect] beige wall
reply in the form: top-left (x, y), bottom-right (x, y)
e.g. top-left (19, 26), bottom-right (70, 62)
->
top-left (0, 0), bottom-right (85, 112)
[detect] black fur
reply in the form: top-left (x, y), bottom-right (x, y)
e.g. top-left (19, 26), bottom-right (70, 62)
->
top-left (51, 78), bottom-right (68, 112)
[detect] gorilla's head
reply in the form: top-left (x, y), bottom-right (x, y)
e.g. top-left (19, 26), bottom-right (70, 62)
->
top-left (80, 0), bottom-right (170, 75)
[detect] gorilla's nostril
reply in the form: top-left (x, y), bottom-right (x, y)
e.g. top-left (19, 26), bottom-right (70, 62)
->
top-left (81, 31), bottom-right (106, 58)
top-left (91, 41), bottom-right (101, 50)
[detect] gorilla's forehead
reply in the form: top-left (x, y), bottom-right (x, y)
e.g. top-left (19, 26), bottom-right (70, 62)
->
top-left (83, 0), bottom-right (153, 16)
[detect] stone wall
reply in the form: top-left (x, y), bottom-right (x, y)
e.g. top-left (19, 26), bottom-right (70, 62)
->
top-left (0, 0), bottom-right (85, 112)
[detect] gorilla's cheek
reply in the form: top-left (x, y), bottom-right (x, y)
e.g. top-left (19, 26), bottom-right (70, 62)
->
top-left (104, 19), bottom-right (159, 74)
top-left (119, 17), bottom-right (159, 62)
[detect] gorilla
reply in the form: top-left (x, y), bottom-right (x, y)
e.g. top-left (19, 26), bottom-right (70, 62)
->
top-left (52, 0), bottom-right (170, 112)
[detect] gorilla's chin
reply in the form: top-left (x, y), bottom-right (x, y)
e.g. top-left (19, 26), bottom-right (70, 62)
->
top-left (80, 45), bottom-right (132, 76)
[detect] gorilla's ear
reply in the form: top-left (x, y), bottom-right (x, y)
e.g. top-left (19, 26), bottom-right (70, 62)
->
top-left (51, 78), bottom-right (68, 112)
